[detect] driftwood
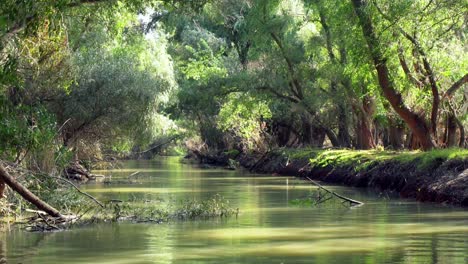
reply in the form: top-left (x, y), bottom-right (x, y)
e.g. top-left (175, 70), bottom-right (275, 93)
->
top-left (25, 209), bottom-right (48, 215)
top-left (305, 177), bottom-right (364, 207)
top-left (25, 213), bottom-right (79, 232)
top-left (128, 171), bottom-right (141, 179)
top-left (0, 164), bottom-right (64, 218)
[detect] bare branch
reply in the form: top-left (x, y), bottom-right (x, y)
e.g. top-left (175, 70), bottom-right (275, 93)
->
top-left (305, 177), bottom-right (363, 206)
top-left (49, 176), bottom-right (104, 208)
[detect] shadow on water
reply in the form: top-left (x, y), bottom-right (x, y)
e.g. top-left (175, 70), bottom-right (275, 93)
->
top-left (3, 157), bottom-right (468, 264)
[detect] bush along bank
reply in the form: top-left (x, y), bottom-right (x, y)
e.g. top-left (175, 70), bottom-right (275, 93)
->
top-left (237, 148), bottom-right (468, 207)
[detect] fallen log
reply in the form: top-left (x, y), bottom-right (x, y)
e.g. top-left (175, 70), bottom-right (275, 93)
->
top-left (0, 164), bottom-right (64, 219)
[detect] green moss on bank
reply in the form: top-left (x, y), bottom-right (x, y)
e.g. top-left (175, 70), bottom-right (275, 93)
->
top-left (281, 148), bottom-right (468, 172)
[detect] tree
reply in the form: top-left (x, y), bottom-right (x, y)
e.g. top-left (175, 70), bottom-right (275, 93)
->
top-left (350, 0), bottom-right (435, 150)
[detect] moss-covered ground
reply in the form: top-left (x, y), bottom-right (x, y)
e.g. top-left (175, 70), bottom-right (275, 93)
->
top-left (280, 148), bottom-right (468, 172)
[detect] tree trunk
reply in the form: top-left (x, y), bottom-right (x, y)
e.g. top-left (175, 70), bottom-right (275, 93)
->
top-left (272, 121), bottom-right (301, 147)
top-left (356, 117), bottom-right (375, 149)
top-left (456, 118), bottom-right (466, 148)
top-left (405, 131), bottom-right (412, 149)
top-left (301, 106), bottom-right (341, 148)
top-left (405, 131), bottom-right (421, 150)
top-left (445, 113), bottom-right (457, 147)
top-left (337, 99), bottom-right (352, 148)
top-left (355, 109), bottom-right (375, 150)
top-left (301, 115), bottom-right (326, 147)
top-left (322, 126), bottom-right (340, 148)
top-left (0, 178), bottom-right (5, 199)
top-left (388, 118), bottom-right (405, 149)
top-left (0, 165), bottom-right (63, 218)
top-left (351, 0), bottom-right (434, 150)
top-left (318, 11), bottom-right (351, 148)
top-left (352, 94), bottom-right (376, 149)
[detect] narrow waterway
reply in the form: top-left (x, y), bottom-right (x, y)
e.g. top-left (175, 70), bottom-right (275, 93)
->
top-left (3, 157), bottom-right (468, 263)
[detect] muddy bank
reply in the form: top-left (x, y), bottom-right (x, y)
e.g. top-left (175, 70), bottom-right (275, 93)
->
top-left (234, 149), bottom-right (468, 207)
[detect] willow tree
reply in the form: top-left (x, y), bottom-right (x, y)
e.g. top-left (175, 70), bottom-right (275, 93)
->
top-left (0, 0), bottom-right (180, 214)
top-left (240, 0), bottom-right (343, 147)
top-left (350, 0), bottom-right (467, 150)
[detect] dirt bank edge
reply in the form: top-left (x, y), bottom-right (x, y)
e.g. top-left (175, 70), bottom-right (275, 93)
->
top-left (235, 148), bottom-right (468, 207)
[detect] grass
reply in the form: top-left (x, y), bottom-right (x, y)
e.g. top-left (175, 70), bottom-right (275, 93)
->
top-left (72, 193), bottom-right (238, 226)
top-left (281, 148), bottom-right (468, 172)
top-left (395, 148), bottom-right (468, 169)
top-left (17, 194), bottom-right (238, 231)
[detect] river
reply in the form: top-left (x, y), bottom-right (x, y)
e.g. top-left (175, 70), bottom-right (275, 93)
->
top-left (2, 157), bottom-right (468, 263)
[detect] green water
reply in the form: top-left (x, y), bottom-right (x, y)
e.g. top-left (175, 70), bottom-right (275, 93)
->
top-left (2, 157), bottom-right (468, 263)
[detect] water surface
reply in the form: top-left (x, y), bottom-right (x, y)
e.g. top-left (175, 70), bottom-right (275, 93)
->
top-left (3, 157), bottom-right (468, 263)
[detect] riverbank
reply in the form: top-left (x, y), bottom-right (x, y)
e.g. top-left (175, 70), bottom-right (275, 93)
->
top-left (233, 148), bottom-right (468, 207)
top-left (0, 159), bottom-right (237, 229)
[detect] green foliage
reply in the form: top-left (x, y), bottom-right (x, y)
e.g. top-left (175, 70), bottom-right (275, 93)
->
top-left (218, 93), bottom-right (272, 148)
top-left (54, 9), bottom-right (176, 154)
top-left (283, 148), bottom-right (321, 160)
top-left (223, 149), bottom-right (241, 159)
top-left (0, 97), bottom-right (56, 160)
top-left (2, 0), bottom-right (467, 165)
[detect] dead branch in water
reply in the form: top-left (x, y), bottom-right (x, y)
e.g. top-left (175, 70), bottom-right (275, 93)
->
top-left (305, 177), bottom-right (364, 207)
top-left (48, 176), bottom-right (104, 208)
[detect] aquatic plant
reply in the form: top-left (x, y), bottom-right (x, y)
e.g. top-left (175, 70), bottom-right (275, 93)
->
top-left (23, 194), bottom-right (239, 231)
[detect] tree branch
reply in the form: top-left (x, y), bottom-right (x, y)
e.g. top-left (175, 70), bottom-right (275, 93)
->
top-left (397, 44), bottom-right (422, 88)
top-left (257, 86), bottom-right (301, 104)
top-left (374, 1), bottom-right (440, 138)
top-left (443, 73), bottom-right (468, 99)
top-left (0, 165), bottom-right (63, 218)
top-left (50, 176), bottom-right (104, 208)
top-left (305, 177), bottom-right (363, 206)
top-left (270, 32), bottom-right (303, 99)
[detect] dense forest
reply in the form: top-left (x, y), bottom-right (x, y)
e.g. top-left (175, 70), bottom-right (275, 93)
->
top-left (0, 0), bottom-right (467, 215)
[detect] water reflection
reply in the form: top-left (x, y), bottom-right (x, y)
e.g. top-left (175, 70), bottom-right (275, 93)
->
top-left (4, 157), bottom-right (468, 264)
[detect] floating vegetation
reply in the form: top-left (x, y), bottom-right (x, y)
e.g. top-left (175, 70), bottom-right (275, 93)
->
top-left (290, 191), bottom-right (343, 207)
top-left (23, 194), bottom-right (238, 232)
top-left (171, 194), bottom-right (239, 220)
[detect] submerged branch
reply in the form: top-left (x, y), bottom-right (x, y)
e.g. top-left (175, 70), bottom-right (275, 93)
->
top-left (305, 177), bottom-right (364, 207)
